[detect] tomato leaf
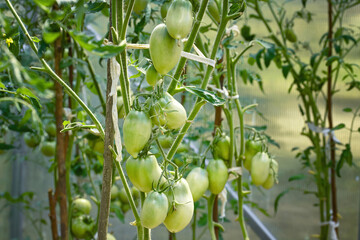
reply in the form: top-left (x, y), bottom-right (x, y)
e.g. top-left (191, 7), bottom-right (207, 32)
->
top-left (0, 143), bottom-right (14, 150)
top-left (336, 144), bottom-right (352, 177)
top-left (288, 174), bottom-right (305, 182)
top-left (0, 81), bottom-right (6, 89)
top-left (274, 189), bottom-right (290, 214)
top-left (184, 86), bottom-right (225, 106)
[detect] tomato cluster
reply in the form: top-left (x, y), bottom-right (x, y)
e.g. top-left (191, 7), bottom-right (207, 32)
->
top-left (70, 198), bottom-right (95, 239)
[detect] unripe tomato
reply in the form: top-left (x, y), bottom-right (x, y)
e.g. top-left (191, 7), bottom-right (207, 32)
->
top-left (145, 65), bottom-right (161, 86)
top-left (208, 0), bottom-right (220, 23)
top-left (107, 233), bottom-right (116, 240)
top-left (123, 110), bottom-right (152, 158)
top-left (164, 178), bottom-right (194, 233)
top-left (131, 186), bottom-right (141, 199)
top-left (150, 24), bottom-right (183, 75)
top-left (251, 152), bottom-right (271, 186)
top-left (126, 154), bottom-right (164, 193)
top-left (262, 158), bottom-right (279, 189)
top-left (24, 132), bottom-right (40, 148)
top-left (207, 159), bottom-right (228, 194)
top-left (110, 200), bottom-right (122, 213)
top-left (244, 139), bottom-right (262, 171)
top-left (213, 135), bottom-right (231, 162)
top-left (161, 1), bottom-right (171, 19)
top-left (45, 122), bottom-right (56, 137)
top-left (71, 216), bottom-right (94, 239)
top-left (72, 198), bottom-right (92, 216)
top-left (141, 191), bottom-right (169, 229)
top-left (166, 0), bottom-right (193, 39)
top-left (285, 29), bottom-right (297, 43)
top-left (186, 167), bottom-right (209, 202)
top-left (40, 141), bottom-right (56, 157)
top-left (121, 203), bottom-right (130, 213)
top-left (93, 140), bottom-right (104, 154)
top-left (150, 93), bottom-right (187, 130)
top-left (111, 185), bottom-right (119, 200)
top-left (118, 187), bottom-right (128, 204)
top-left (158, 134), bottom-right (173, 149)
top-left (133, 0), bottom-right (149, 15)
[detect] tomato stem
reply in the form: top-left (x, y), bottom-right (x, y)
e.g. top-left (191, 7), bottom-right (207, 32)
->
top-left (207, 194), bottom-right (217, 240)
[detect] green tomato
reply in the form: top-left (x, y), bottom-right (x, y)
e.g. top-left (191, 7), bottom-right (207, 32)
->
top-left (186, 167), bottom-right (209, 202)
top-left (251, 152), bottom-right (271, 186)
top-left (71, 216), bottom-right (94, 239)
top-left (244, 139), bottom-right (262, 171)
top-left (262, 158), bottom-right (279, 189)
top-left (207, 159), bottom-right (228, 194)
top-left (285, 28), bottom-right (297, 43)
top-left (111, 185), bottom-right (119, 201)
top-left (107, 233), bottom-right (116, 240)
top-left (150, 93), bottom-right (187, 130)
top-left (133, 0), bottom-right (149, 15)
top-left (72, 198), bottom-right (92, 216)
top-left (123, 110), bottom-right (152, 158)
top-left (176, 143), bottom-right (189, 153)
top-left (131, 186), bottom-right (140, 200)
top-left (40, 141), bottom-right (56, 157)
top-left (173, 158), bottom-right (184, 167)
top-left (166, 0), bottom-right (193, 39)
top-left (110, 200), bottom-right (122, 213)
top-left (146, 65), bottom-right (161, 86)
top-left (213, 135), bottom-right (230, 162)
top-left (208, 0), bottom-right (220, 23)
top-left (150, 23), bottom-right (183, 75)
top-left (161, 1), bottom-right (172, 19)
top-left (164, 178), bottom-right (194, 233)
top-left (158, 134), bottom-right (173, 149)
top-left (126, 154), bottom-right (164, 193)
top-left (141, 191), bottom-right (169, 229)
top-left (24, 132), bottom-right (40, 148)
top-left (93, 140), bottom-right (104, 154)
top-left (121, 203), bottom-right (130, 213)
top-left (45, 122), bottom-right (56, 137)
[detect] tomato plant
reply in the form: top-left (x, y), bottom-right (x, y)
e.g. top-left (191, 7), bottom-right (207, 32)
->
top-left (140, 191), bottom-right (169, 229)
top-left (166, 0), bottom-right (193, 39)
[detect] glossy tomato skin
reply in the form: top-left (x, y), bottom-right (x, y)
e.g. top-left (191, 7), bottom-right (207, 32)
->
top-left (24, 132), bottom-right (40, 148)
top-left (262, 158), bottom-right (279, 189)
top-left (244, 139), bottom-right (262, 171)
top-left (207, 159), bottom-right (228, 194)
top-left (166, 0), bottom-right (193, 39)
top-left (133, 0), bottom-right (149, 15)
top-left (123, 110), bottom-right (152, 158)
top-left (164, 178), bottom-right (194, 233)
top-left (72, 198), bottom-right (92, 217)
top-left (150, 93), bottom-right (187, 130)
top-left (150, 24), bottom-right (183, 75)
top-left (141, 191), bottom-right (169, 229)
top-left (186, 167), bottom-right (209, 202)
top-left (71, 216), bottom-right (94, 239)
top-left (213, 135), bottom-right (231, 162)
top-left (126, 154), bottom-right (164, 193)
top-left (251, 152), bottom-right (271, 186)
top-left (40, 141), bottom-right (56, 157)
top-left (145, 65), bottom-right (161, 86)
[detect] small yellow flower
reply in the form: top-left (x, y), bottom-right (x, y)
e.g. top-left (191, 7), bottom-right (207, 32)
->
top-left (2, 33), bottom-right (6, 37)
top-left (6, 38), bottom-right (13, 47)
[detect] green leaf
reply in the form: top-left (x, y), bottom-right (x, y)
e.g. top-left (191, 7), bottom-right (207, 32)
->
top-left (43, 32), bottom-right (61, 44)
top-left (69, 31), bottom-right (98, 51)
top-left (86, 1), bottom-right (109, 13)
top-left (34, 0), bottom-right (56, 8)
top-left (184, 86), bottom-right (225, 106)
top-left (274, 189), bottom-right (290, 214)
top-left (343, 107), bottom-right (352, 112)
top-left (288, 174), bottom-right (305, 182)
top-left (252, 39), bottom-right (274, 49)
top-left (0, 81), bottom-right (5, 89)
top-left (326, 56), bottom-right (341, 66)
top-left (31, 36), bottom-right (40, 43)
top-left (282, 65), bottom-right (291, 79)
top-left (264, 47), bottom-right (275, 68)
top-left (92, 44), bottom-right (126, 58)
top-left (332, 123), bottom-right (345, 131)
top-left (0, 143), bottom-right (14, 150)
top-left (63, 120), bottom-right (70, 127)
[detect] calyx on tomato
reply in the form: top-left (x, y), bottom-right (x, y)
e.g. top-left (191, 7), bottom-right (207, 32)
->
top-left (126, 154), bottom-right (164, 193)
top-left (123, 110), bottom-right (152, 158)
top-left (141, 191), bottom-right (169, 229)
top-left (149, 23), bottom-right (183, 75)
top-left (213, 134), bottom-right (231, 162)
top-left (166, 0), bottom-right (193, 39)
top-left (207, 159), bottom-right (228, 194)
top-left (262, 158), bottom-right (279, 189)
top-left (164, 178), bottom-right (194, 233)
top-left (150, 92), bottom-right (187, 130)
top-left (251, 152), bottom-right (271, 186)
top-left (186, 167), bottom-right (209, 202)
top-left (244, 139), bottom-right (262, 171)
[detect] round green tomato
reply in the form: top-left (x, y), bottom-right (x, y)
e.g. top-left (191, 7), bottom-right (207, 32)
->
top-left (207, 159), bottom-right (228, 194)
top-left (118, 187), bottom-right (128, 204)
top-left (110, 200), bottom-right (122, 213)
top-left (131, 186), bottom-right (140, 200)
top-left (126, 154), bottom-right (164, 193)
top-left (93, 140), bottom-right (104, 154)
top-left (45, 122), bottom-right (56, 137)
top-left (150, 93), bottom-right (187, 130)
top-left (161, 1), bottom-right (172, 19)
top-left (164, 178), bottom-right (194, 233)
top-left (72, 198), bottom-right (92, 216)
top-left (24, 132), bottom-right (40, 148)
top-left (141, 191), bottom-right (169, 229)
top-left (262, 158), bottom-right (279, 189)
top-left (244, 139), bottom-right (262, 171)
top-left (176, 143), bottom-right (189, 153)
top-left (150, 23), bottom-right (183, 75)
top-left (107, 233), bottom-right (116, 240)
top-left (213, 135), bottom-right (230, 162)
top-left (251, 152), bottom-right (271, 186)
top-left (166, 0), bottom-right (193, 39)
top-left (208, 0), bottom-right (220, 23)
top-left (133, 0), bottom-right (149, 15)
top-left (121, 203), bottom-right (130, 213)
top-left (285, 29), bottom-right (297, 43)
top-left (186, 167), bottom-right (209, 202)
top-left (40, 141), bottom-right (56, 157)
top-left (146, 65), bottom-right (161, 86)
top-left (173, 158), bottom-right (184, 167)
top-left (123, 110), bottom-right (152, 158)
top-left (111, 185), bottom-right (119, 200)
top-left (71, 216), bottom-right (94, 239)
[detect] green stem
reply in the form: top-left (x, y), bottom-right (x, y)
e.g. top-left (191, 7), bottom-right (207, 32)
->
top-left (82, 151), bottom-right (100, 200)
top-left (140, 192), bottom-right (150, 240)
top-left (85, 57), bottom-right (106, 113)
top-left (207, 194), bottom-right (217, 240)
top-left (192, 208), bottom-right (197, 240)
